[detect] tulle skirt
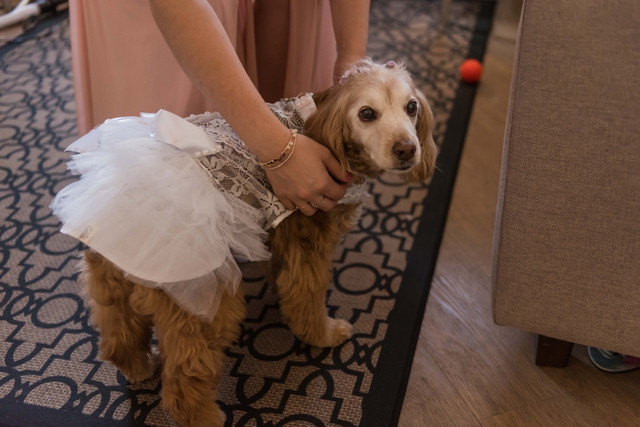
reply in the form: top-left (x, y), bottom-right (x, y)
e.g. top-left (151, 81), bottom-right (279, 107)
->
top-left (51, 115), bottom-right (271, 320)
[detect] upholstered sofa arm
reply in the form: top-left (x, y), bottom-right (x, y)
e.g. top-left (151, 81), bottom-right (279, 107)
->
top-left (491, 0), bottom-right (640, 358)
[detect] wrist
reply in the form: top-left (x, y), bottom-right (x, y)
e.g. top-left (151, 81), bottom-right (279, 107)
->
top-left (334, 53), bottom-right (366, 83)
top-left (248, 121), bottom-right (292, 164)
top-left (259, 129), bottom-right (298, 169)
top-left (338, 47), bottom-right (367, 62)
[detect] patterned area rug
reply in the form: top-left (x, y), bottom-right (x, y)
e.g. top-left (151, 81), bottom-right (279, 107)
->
top-left (0, 1), bottom-right (495, 426)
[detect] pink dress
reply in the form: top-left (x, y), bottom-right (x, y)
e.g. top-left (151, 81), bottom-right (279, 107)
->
top-left (69, 0), bottom-right (337, 135)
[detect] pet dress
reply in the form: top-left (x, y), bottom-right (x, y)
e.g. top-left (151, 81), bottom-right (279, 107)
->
top-left (51, 94), bottom-right (367, 320)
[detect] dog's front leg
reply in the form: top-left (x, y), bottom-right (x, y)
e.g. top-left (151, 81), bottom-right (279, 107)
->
top-left (271, 210), bottom-right (354, 348)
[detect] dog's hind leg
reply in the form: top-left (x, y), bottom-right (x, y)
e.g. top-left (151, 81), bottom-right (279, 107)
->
top-left (83, 251), bottom-right (156, 383)
top-left (134, 285), bottom-right (245, 427)
top-left (271, 208), bottom-right (356, 348)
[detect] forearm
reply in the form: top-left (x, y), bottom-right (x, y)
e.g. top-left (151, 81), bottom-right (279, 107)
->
top-left (329, 0), bottom-right (370, 59)
top-left (148, 0), bottom-right (289, 161)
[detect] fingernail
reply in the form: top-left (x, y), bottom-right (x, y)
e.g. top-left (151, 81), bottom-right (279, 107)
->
top-left (346, 173), bottom-right (353, 181)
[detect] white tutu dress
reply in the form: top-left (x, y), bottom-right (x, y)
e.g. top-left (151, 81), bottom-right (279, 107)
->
top-left (51, 94), bottom-right (367, 320)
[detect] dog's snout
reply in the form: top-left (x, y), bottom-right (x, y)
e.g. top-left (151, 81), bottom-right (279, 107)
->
top-left (392, 141), bottom-right (416, 161)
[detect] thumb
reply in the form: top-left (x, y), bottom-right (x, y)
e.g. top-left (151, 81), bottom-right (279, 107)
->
top-left (322, 152), bottom-right (352, 184)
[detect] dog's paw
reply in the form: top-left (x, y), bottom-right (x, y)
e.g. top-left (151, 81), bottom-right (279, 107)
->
top-left (124, 351), bottom-right (160, 383)
top-left (295, 317), bottom-right (353, 348)
top-left (215, 407), bottom-right (227, 427)
top-left (194, 405), bottom-right (226, 427)
top-left (325, 318), bottom-right (353, 348)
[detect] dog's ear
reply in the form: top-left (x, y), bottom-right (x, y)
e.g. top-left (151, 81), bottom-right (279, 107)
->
top-left (405, 88), bottom-right (437, 182)
top-left (312, 88), bottom-right (332, 107)
top-left (304, 91), bottom-right (352, 175)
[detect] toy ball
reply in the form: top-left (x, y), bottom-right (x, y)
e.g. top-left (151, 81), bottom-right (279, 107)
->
top-left (459, 59), bottom-right (483, 83)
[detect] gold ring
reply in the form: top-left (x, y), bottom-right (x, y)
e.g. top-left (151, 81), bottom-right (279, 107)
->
top-left (311, 195), bottom-right (326, 209)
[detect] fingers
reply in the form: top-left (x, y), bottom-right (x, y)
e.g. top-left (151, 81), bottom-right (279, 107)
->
top-left (322, 182), bottom-right (347, 204)
top-left (295, 201), bottom-right (317, 216)
top-left (310, 195), bottom-right (337, 212)
top-left (285, 171), bottom-right (346, 215)
top-left (294, 195), bottom-right (338, 216)
top-left (323, 153), bottom-right (352, 185)
top-left (275, 196), bottom-right (321, 217)
top-left (279, 198), bottom-right (297, 211)
top-left (265, 135), bottom-right (353, 216)
top-left (320, 157), bottom-right (351, 201)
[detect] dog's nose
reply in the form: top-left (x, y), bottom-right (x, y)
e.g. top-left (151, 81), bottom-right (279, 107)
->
top-left (392, 141), bottom-right (416, 161)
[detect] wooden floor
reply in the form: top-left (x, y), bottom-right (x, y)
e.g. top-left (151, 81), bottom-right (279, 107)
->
top-left (399, 1), bottom-right (640, 426)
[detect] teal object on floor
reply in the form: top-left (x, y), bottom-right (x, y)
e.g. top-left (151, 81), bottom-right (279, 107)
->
top-left (588, 347), bottom-right (640, 373)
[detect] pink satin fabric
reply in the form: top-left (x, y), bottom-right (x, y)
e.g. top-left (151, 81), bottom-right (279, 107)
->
top-left (69, 0), bottom-right (336, 136)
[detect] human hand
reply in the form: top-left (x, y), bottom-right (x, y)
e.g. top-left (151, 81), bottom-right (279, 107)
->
top-left (264, 134), bottom-right (352, 216)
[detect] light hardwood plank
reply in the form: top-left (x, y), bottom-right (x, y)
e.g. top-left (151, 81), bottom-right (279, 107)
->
top-left (399, 350), bottom-right (479, 427)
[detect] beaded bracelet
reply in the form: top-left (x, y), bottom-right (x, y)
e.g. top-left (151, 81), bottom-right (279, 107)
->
top-left (260, 129), bottom-right (297, 169)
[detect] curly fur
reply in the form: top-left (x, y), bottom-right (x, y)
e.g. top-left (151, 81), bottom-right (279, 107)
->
top-left (83, 60), bottom-right (436, 426)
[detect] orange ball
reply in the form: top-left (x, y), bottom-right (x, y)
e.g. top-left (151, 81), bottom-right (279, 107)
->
top-left (460, 59), bottom-right (483, 83)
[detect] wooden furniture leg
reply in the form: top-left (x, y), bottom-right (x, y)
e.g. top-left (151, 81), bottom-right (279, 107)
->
top-left (535, 334), bottom-right (574, 367)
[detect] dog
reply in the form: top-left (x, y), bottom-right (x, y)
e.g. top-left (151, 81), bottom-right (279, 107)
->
top-left (80, 59), bottom-right (436, 426)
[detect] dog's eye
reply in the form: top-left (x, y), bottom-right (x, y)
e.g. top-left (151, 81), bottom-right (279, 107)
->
top-left (358, 107), bottom-right (377, 122)
top-left (407, 100), bottom-right (418, 116)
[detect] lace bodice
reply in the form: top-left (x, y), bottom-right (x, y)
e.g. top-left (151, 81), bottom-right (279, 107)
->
top-left (187, 94), bottom-right (368, 229)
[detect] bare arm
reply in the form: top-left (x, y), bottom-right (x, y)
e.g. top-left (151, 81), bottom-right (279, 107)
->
top-left (149, 0), bottom-right (286, 161)
top-left (330, 0), bottom-right (370, 82)
top-left (148, 0), bottom-right (350, 213)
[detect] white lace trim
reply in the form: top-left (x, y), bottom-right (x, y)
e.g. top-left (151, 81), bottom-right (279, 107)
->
top-left (186, 93), bottom-right (369, 229)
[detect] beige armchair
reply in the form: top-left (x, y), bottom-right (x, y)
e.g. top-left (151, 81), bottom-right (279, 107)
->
top-left (491, 0), bottom-right (640, 366)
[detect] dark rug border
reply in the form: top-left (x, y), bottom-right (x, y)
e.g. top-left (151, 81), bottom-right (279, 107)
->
top-left (360, 2), bottom-right (496, 426)
top-left (0, 399), bottom-right (136, 427)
